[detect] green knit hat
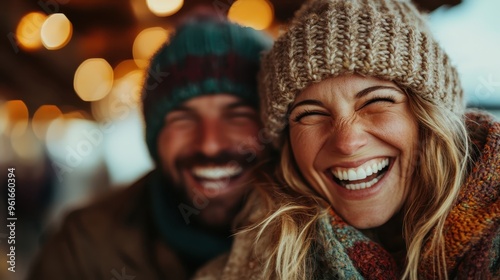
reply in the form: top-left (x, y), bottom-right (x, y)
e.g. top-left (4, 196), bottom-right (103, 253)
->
top-left (259, 0), bottom-right (464, 147)
top-left (142, 15), bottom-right (272, 160)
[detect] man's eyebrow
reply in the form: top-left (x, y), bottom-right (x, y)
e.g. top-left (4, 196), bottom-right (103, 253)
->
top-left (289, 99), bottom-right (324, 113)
top-left (224, 101), bottom-right (255, 110)
top-left (169, 105), bottom-right (192, 112)
top-left (355, 85), bottom-right (403, 99)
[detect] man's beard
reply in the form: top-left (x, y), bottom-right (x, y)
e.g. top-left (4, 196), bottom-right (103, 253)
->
top-left (161, 150), bottom-right (255, 233)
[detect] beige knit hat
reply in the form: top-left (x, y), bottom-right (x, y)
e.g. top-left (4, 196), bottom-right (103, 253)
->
top-left (260, 0), bottom-right (464, 146)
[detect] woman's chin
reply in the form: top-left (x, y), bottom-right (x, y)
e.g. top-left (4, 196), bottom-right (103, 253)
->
top-left (341, 212), bottom-right (393, 230)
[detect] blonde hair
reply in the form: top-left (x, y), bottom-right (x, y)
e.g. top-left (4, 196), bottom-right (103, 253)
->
top-left (245, 90), bottom-right (470, 280)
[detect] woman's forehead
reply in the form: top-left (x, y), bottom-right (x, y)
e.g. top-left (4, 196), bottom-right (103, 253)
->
top-left (296, 75), bottom-right (399, 101)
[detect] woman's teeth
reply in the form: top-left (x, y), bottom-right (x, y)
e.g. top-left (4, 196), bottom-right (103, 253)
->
top-left (344, 175), bottom-right (382, 190)
top-left (330, 158), bottom-right (390, 190)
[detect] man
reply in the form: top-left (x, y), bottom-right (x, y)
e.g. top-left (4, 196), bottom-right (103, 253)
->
top-left (27, 15), bottom-right (273, 280)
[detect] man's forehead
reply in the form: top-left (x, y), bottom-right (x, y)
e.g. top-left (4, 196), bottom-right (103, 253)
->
top-left (176, 93), bottom-right (255, 111)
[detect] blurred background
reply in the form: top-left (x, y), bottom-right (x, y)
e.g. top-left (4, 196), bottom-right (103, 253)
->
top-left (0, 0), bottom-right (499, 279)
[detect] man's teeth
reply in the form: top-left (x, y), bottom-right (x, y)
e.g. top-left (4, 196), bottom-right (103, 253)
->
top-left (201, 180), bottom-right (228, 190)
top-left (192, 165), bottom-right (243, 180)
top-left (331, 158), bottom-right (389, 181)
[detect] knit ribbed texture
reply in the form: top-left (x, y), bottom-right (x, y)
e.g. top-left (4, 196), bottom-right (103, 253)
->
top-left (316, 210), bottom-right (400, 280)
top-left (260, 0), bottom-right (464, 147)
top-left (142, 16), bottom-right (272, 160)
top-left (419, 112), bottom-right (500, 278)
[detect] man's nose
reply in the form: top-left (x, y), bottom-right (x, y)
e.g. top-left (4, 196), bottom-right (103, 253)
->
top-left (198, 119), bottom-right (230, 156)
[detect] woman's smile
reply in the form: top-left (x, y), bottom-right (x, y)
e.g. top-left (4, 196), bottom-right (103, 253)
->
top-left (289, 74), bottom-right (419, 228)
top-left (328, 157), bottom-right (391, 190)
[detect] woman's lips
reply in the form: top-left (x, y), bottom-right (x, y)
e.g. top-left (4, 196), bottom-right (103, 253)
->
top-left (329, 157), bottom-right (391, 190)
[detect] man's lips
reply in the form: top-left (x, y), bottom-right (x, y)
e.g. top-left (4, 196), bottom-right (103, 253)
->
top-left (192, 164), bottom-right (243, 180)
top-left (190, 163), bottom-right (244, 191)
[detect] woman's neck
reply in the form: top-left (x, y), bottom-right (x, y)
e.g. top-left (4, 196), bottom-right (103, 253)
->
top-left (360, 211), bottom-right (406, 266)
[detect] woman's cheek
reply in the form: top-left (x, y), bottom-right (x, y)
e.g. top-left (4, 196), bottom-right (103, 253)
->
top-left (290, 126), bottom-right (326, 175)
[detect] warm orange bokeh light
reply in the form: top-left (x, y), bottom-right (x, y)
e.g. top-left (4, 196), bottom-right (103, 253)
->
top-left (74, 58), bottom-right (114, 102)
top-left (228, 0), bottom-right (274, 30)
top-left (92, 69), bottom-right (144, 121)
top-left (114, 59), bottom-right (140, 80)
top-left (4, 100), bottom-right (29, 137)
top-left (32, 105), bottom-right (63, 140)
top-left (15, 12), bottom-right (47, 51)
top-left (132, 27), bottom-right (170, 68)
top-left (64, 110), bottom-right (88, 120)
top-left (11, 123), bottom-right (44, 161)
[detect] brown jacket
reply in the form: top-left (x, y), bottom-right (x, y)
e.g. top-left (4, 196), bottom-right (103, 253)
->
top-left (27, 173), bottom-right (189, 280)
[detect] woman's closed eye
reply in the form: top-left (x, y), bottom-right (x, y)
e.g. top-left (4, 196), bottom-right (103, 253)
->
top-left (360, 95), bottom-right (397, 109)
top-left (292, 109), bottom-right (330, 123)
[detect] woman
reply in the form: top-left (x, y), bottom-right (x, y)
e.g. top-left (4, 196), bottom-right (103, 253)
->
top-left (195, 0), bottom-right (500, 279)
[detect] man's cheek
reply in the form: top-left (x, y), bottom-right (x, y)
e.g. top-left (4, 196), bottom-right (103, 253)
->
top-left (159, 156), bottom-right (182, 186)
top-left (237, 138), bottom-right (266, 163)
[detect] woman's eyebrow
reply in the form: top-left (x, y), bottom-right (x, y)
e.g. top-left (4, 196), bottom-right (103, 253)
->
top-left (289, 86), bottom-right (402, 113)
top-left (289, 99), bottom-right (324, 113)
top-left (355, 85), bottom-right (403, 99)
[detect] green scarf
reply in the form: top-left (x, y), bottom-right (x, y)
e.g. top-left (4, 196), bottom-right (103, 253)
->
top-left (148, 170), bottom-right (232, 268)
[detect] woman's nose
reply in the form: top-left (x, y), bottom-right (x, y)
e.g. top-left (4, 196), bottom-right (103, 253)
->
top-left (326, 122), bottom-right (368, 155)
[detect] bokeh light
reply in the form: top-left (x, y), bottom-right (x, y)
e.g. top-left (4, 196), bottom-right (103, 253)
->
top-left (41, 13), bottom-right (73, 50)
top-left (74, 58), bottom-right (114, 102)
top-left (11, 123), bottom-right (44, 161)
top-left (0, 100), bottom-right (8, 135)
top-left (130, 0), bottom-right (150, 19)
top-left (228, 0), bottom-right (274, 30)
top-left (103, 106), bottom-right (154, 186)
top-left (44, 116), bottom-right (67, 144)
top-left (15, 12), bottom-right (47, 51)
top-left (132, 27), bottom-right (170, 68)
top-left (114, 59), bottom-right (140, 80)
top-left (92, 69), bottom-right (144, 121)
top-left (32, 105), bottom-right (63, 140)
top-left (4, 100), bottom-right (29, 137)
top-left (117, 69), bottom-right (144, 105)
top-left (64, 110), bottom-right (89, 120)
top-left (146, 0), bottom-right (184, 17)
top-left (45, 118), bottom-right (104, 170)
